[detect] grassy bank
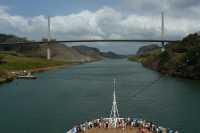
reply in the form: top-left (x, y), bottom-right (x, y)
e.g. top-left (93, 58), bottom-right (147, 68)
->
top-left (0, 53), bottom-right (66, 70)
top-left (0, 53), bottom-right (67, 84)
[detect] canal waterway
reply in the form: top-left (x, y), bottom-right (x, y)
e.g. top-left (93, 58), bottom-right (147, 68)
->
top-left (0, 59), bottom-right (200, 133)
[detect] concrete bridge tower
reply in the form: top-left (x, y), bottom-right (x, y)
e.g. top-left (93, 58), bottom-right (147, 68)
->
top-left (47, 16), bottom-right (51, 60)
top-left (161, 11), bottom-right (165, 52)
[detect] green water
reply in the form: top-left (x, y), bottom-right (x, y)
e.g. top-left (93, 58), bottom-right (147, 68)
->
top-left (0, 59), bottom-right (200, 133)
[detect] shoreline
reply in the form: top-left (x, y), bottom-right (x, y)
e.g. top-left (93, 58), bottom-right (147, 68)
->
top-left (128, 58), bottom-right (200, 80)
top-left (0, 63), bottom-right (74, 85)
top-left (29, 64), bottom-right (69, 73)
top-left (0, 60), bottom-right (97, 85)
top-left (0, 77), bottom-right (13, 84)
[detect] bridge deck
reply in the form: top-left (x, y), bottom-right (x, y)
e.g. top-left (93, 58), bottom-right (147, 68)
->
top-left (0, 39), bottom-right (180, 45)
top-left (83, 127), bottom-right (153, 133)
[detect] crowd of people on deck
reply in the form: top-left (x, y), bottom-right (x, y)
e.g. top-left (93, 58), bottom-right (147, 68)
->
top-left (66, 118), bottom-right (179, 133)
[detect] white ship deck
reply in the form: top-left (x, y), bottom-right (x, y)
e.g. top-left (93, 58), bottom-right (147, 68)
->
top-left (83, 127), bottom-right (153, 133)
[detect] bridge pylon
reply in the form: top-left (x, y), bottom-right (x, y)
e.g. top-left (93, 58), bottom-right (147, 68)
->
top-left (47, 16), bottom-right (51, 60)
top-left (161, 12), bottom-right (165, 52)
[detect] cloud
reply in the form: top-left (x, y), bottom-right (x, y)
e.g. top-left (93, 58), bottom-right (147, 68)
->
top-left (122, 0), bottom-right (200, 18)
top-left (169, 0), bottom-right (200, 9)
top-left (0, 6), bottom-right (47, 39)
top-left (0, 4), bottom-right (199, 42)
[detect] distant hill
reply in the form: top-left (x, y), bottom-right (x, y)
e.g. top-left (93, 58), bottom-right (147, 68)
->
top-left (72, 45), bottom-right (103, 60)
top-left (136, 44), bottom-right (160, 55)
top-left (101, 51), bottom-right (126, 59)
top-left (0, 33), bottom-right (29, 43)
top-left (72, 45), bottom-right (126, 59)
top-left (129, 33), bottom-right (200, 79)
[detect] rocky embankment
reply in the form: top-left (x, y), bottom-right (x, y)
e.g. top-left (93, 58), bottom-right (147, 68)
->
top-left (129, 33), bottom-right (200, 79)
top-left (0, 70), bottom-right (13, 84)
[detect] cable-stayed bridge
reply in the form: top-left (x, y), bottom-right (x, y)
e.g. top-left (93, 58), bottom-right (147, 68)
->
top-left (0, 12), bottom-right (181, 60)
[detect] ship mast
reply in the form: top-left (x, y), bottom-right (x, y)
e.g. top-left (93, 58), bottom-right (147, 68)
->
top-left (110, 78), bottom-right (119, 127)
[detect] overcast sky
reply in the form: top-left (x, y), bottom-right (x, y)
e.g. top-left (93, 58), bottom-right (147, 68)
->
top-left (0, 0), bottom-right (200, 54)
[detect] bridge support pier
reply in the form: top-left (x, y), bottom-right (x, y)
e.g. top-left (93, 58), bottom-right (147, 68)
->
top-left (161, 41), bottom-right (165, 52)
top-left (47, 47), bottom-right (51, 60)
